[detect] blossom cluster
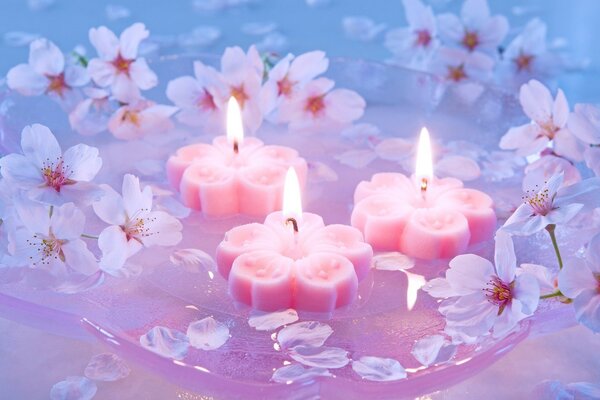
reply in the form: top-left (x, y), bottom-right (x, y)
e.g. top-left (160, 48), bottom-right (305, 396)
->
top-left (385, 0), bottom-right (561, 87)
top-left (7, 23), bottom-right (366, 140)
top-left (0, 124), bottom-right (182, 283)
top-left (166, 46), bottom-right (366, 135)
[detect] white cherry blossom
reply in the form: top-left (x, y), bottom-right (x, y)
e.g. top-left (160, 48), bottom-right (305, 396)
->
top-left (107, 99), bottom-right (177, 141)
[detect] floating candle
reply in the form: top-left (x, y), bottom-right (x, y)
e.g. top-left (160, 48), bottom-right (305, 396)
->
top-left (351, 128), bottom-right (496, 260)
top-left (166, 98), bottom-right (308, 217)
top-left (216, 168), bottom-right (373, 312)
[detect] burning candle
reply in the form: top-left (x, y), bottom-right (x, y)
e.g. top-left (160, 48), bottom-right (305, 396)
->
top-left (166, 98), bottom-right (308, 217)
top-left (351, 127), bottom-right (497, 260)
top-left (216, 168), bottom-right (373, 312)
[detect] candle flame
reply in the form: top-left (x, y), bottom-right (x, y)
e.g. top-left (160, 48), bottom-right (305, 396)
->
top-left (415, 127), bottom-right (434, 190)
top-left (227, 97), bottom-right (244, 151)
top-left (283, 167), bottom-right (302, 222)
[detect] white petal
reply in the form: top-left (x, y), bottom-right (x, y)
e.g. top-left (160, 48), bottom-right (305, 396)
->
top-left (21, 123), bottom-right (61, 168)
top-left (89, 26), bottom-right (119, 60)
top-left (492, 299), bottom-right (526, 338)
top-left (0, 153), bottom-right (41, 186)
top-left (552, 89), bottom-right (570, 128)
top-left (520, 80), bottom-right (553, 124)
top-left (334, 149), bottom-right (377, 169)
top-left (436, 155), bottom-right (481, 181)
top-left (139, 326), bottom-right (189, 360)
top-left (277, 321), bottom-right (333, 349)
top-left (494, 230), bottom-right (516, 283)
top-left (169, 248), bottom-right (215, 269)
top-left (558, 259), bottom-right (596, 299)
top-left (51, 203), bottom-right (86, 239)
top-left (411, 334), bottom-right (445, 366)
top-left (84, 353), bottom-right (130, 382)
top-left (573, 289), bottom-right (600, 333)
top-left (289, 51), bottom-right (329, 83)
top-left (446, 254), bottom-right (495, 295)
top-left (62, 239), bottom-right (99, 276)
top-left (87, 59), bottom-right (115, 87)
top-left (166, 76), bottom-right (202, 107)
top-left (122, 174), bottom-right (152, 218)
top-left (289, 345), bottom-right (349, 369)
top-left (513, 273), bottom-right (540, 315)
top-left (6, 64), bottom-right (47, 95)
top-left (248, 309), bottom-right (299, 331)
top-left (554, 129), bottom-right (583, 162)
top-left (62, 144), bottom-right (102, 182)
top-left (186, 317), bottom-right (230, 350)
top-left (141, 211), bottom-right (182, 247)
top-left (271, 364), bottom-right (332, 384)
top-left (111, 73), bottom-right (141, 103)
top-left (130, 58), bottom-right (158, 90)
top-left (98, 225), bottom-right (129, 275)
top-left (546, 203), bottom-right (583, 225)
top-left (423, 277), bottom-right (457, 298)
top-left (119, 23), bottom-right (149, 60)
top-left (351, 356), bottom-right (406, 381)
top-left (50, 376), bottom-right (97, 400)
top-left (29, 38), bottom-right (64, 76)
top-left (499, 124), bottom-right (538, 150)
top-left (92, 184), bottom-right (125, 225)
top-left (14, 197), bottom-right (51, 234)
top-left (64, 65), bottom-right (90, 87)
top-left (325, 89), bottom-right (366, 123)
top-left (586, 234), bottom-right (600, 273)
top-left (556, 177), bottom-right (600, 209)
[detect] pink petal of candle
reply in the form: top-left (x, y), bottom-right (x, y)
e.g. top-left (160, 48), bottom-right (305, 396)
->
top-left (166, 143), bottom-right (221, 189)
top-left (216, 223), bottom-right (282, 278)
top-left (238, 164), bottom-right (288, 216)
top-left (399, 208), bottom-right (470, 259)
top-left (294, 253), bottom-right (358, 313)
top-left (179, 163), bottom-right (236, 214)
top-left (302, 224), bottom-right (373, 280)
top-left (436, 188), bottom-right (497, 244)
top-left (351, 194), bottom-right (414, 250)
top-left (228, 251), bottom-right (294, 311)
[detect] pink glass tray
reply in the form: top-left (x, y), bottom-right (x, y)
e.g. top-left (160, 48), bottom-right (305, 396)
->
top-left (0, 55), bottom-right (587, 399)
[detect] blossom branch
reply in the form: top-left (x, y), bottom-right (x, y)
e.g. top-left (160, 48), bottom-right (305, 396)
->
top-left (545, 224), bottom-right (564, 270)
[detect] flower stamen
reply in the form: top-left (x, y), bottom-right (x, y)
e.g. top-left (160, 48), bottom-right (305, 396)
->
top-left (462, 31), bottom-right (479, 51)
top-left (484, 276), bottom-right (513, 315)
top-left (523, 184), bottom-right (554, 216)
top-left (414, 29), bottom-right (432, 47)
top-left (41, 157), bottom-right (75, 192)
top-left (305, 95), bottom-right (325, 116)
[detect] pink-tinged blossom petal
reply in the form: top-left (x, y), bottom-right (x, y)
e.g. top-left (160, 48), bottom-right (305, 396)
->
top-left (6, 64), bottom-right (48, 95)
top-left (89, 26), bottom-right (119, 61)
top-left (129, 58), bottom-right (158, 90)
top-left (491, 298), bottom-right (525, 338)
top-left (50, 202), bottom-right (85, 239)
top-left (520, 80), bottom-right (553, 123)
top-left (140, 211), bottom-right (183, 247)
top-left (122, 174), bottom-right (152, 217)
top-left (119, 22), bottom-right (148, 60)
top-left (108, 101), bottom-right (177, 140)
top-left (554, 129), bottom-right (584, 162)
top-left (569, 103), bottom-right (600, 144)
top-left (21, 123), bottom-right (62, 167)
top-left (62, 239), bottom-right (99, 276)
top-left (289, 51), bottom-right (328, 83)
top-left (445, 254), bottom-right (495, 295)
top-left (98, 225), bottom-right (130, 274)
top-left (87, 59), bottom-right (116, 87)
top-left (325, 89), bottom-right (366, 122)
top-left (552, 89), bottom-right (569, 128)
top-left (64, 65), bottom-right (90, 87)
top-left (93, 184), bottom-right (127, 225)
top-left (493, 230), bottom-right (516, 283)
top-left (558, 259), bottom-right (595, 299)
top-left (29, 38), bottom-right (64, 76)
top-left (499, 124), bottom-right (538, 151)
top-left (512, 273), bottom-right (540, 314)
top-left (62, 144), bottom-right (102, 181)
top-left (522, 155), bottom-right (581, 191)
top-left (573, 289), bottom-right (600, 333)
top-left (0, 154), bottom-right (41, 186)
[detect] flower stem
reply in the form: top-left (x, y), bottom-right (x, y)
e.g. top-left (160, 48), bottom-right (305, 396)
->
top-left (81, 233), bottom-right (99, 240)
top-left (545, 224), bottom-right (564, 270)
top-left (540, 290), bottom-right (563, 299)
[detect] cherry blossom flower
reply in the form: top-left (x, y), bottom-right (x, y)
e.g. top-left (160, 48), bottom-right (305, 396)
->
top-left (261, 51), bottom-right (329, 120)
top-left (431, 47), bottom-right (494, 83)
top-left (0, 124), bottom-right (103, 206)
top-left (424, 231), bottom-right (540, 341)
top-left (522, 154), bottom-right (581, 191)
top-left (569, 103), bottom-right (600, 176)
top-left (218, 46), bottom-right (264, 135)
top-left (107, 99), bottom-right (178, 141)
top-left (499, 80), bottom-right (584, 162)
top-left (437, 0), bottom-right (508, 57)
top-left (558, 232), bottom-right (600, 332)
top-left (278, 78), bottom-right (365, 133)
top-left (92, 174), bottom-right (182, 275)
top-left (87, 23), bottom-right (158, 103)
top-left (166, 60), bottom-right (228, 133)
top-left (7, 199), bottom-right (98, 275)
top-left (502, 172), bottom-right (600, 236)
top-left (69, 87), bottom-right (119, 136)
top-left (7, 38), bottom-right (89, 105)
top-left (497, 19), bottom-right (561, 86)
top-left (385, 0), bottom-right (439, 68)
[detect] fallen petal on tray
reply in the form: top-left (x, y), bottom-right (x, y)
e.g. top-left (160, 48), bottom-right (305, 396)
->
top-left (50, 376), bottom-right (97, 400)
top-left (84, 353), bottom-right (131, 382)
top-left (187, 317), bottom-right (230, 350)
top-left (411, 335), bottom-right (457, 367)
top-left (248, 309), bottom-right (299, 331)
top-left (140, 326), bottom-right (189, 360)
top-left (170, 248), bottom-right (216, 270)
top-left (288, 345), bottom-right (350, 369)
top-left (436, 155), bottom-right (481, 181)
top-left (372, 252), bottom-right (415, 271)
top-left (271, 363), bottom-right (332, 384)
top-left (307, 161), bottom-right (339, 183)
top-left (277, 321), bottom-right (333, 349)
top-left (351, 356), bottom-right (407, 382)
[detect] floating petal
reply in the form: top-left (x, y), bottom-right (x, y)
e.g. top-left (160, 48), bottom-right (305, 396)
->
top-left (248, 309), bottom-right (299, 331)
top-left (335, 149), bottom-right (377, 169)
top-left (307, 161), bottom-right (338, 183)
top-left (271, 364), bottom-right (332, 384)
top-left (437, 155), bottom-right (481, 181)
top-left (139, 326), bottom-right (189, 360)
top-left (352, 356), bottom-right (406, 381)
top-left (170, 248), bottom-right (216, 270)
top-left (52, 271), bottom-right (104, 294)
top-left (289, 345), bottom-right (350, 369)
top-left (187, 317), bottom-right (230, 350)
top-left (84, 353), bottom-right (130, 382)
top-left (411, 335), bottom-right (457, 366)
top-left (277, 321), bottom-right (333, 349)
top-left (50, 376), bottom-right (97, 400)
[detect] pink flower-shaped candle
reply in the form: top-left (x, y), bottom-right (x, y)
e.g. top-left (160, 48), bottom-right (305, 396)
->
top-left (216, 169), bottom-right (373, 312)
top-left (166, 98), bottom-right (307, 217)
top-left (351, 128), bottom-right (496, 260)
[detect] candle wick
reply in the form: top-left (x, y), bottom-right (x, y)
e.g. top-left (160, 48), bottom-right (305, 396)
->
top-left (420, 177), bottom-right (428, 193)
top-left (285, 217), bottom-right (299, 233)
top-left (233, 140), bottom-right (239, 154)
